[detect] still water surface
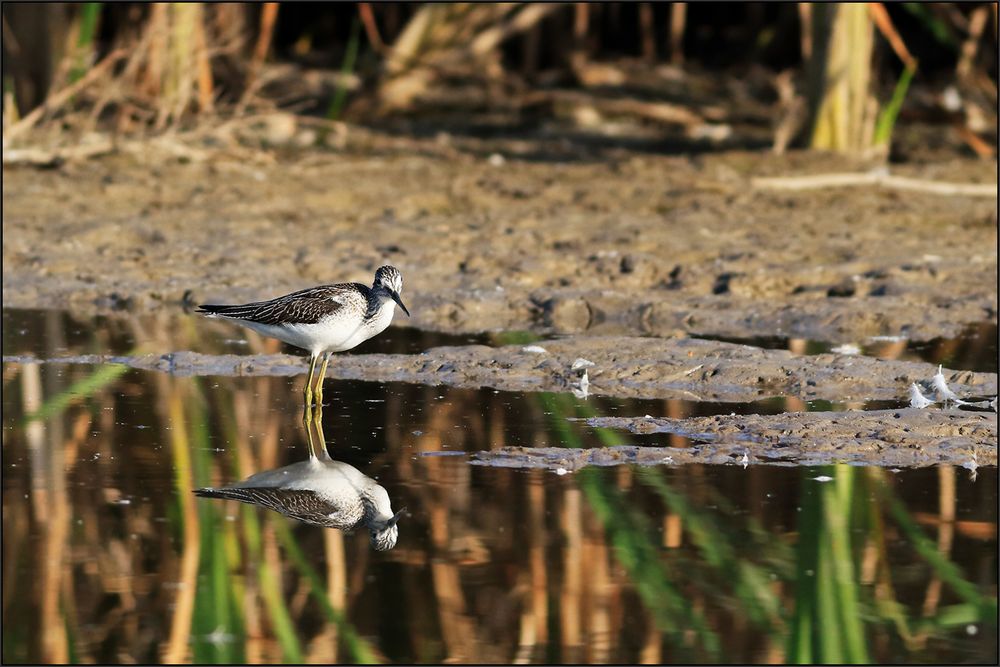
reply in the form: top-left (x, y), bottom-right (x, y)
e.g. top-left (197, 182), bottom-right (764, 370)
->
top-left (2, 308), bottom-right (997, 663)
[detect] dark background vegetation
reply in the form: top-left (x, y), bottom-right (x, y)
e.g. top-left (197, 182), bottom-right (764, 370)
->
top-left (3, 2), bottom-right (997, 157)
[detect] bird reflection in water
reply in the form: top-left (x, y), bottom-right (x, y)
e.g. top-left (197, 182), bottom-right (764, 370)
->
top-left (195, 404), bottom-right (403, 550)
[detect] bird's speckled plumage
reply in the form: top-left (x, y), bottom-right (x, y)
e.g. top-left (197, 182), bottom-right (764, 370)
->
top-left (195, 457), bottom-right (402, 551)
top-left (196, 267), bottom-right (409, 407)
top-left (197, 283), bottom-right (369, 326)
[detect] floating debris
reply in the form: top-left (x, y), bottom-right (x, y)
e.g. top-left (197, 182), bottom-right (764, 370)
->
top-left (932, 365), bottom-right (964, 403)
top-left (909, 383), bottom-right (935, 409)
top-left (740, 452), bottom-right (749, 469)
top-left (907, 365), bottom-right (995, 411)
top-left (831, 343), bottom-right (861, 355)
top-left (810, 475), bottom-right (834, 483)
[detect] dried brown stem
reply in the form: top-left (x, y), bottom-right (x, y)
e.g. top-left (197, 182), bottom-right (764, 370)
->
top-left (4, 48), bottom-right (127, 142)
top-left (670, 2), bottom-right (687, 64)
top-left (752, 171), bottom-right (998, 197)
top-left (868, 2), bottom-right (917, 69)
top-left (358, 3), bottom-right (384, 53)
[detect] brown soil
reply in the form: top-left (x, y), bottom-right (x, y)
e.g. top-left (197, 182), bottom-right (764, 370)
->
top-left (3, 132), bottom-right (997, 344)
top-left (9, 335), bottom-right (995, 404)
top-left (3, 130), bottom-right (997, 468)
top-left (580, 409), bottom-right (996, 468)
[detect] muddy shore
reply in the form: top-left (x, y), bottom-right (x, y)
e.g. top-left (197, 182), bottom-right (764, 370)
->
top-left (3, 134), bottom-right (997, 469)
top-left (3, 138), bottom-right (996, 343)
top-left (6, 335), bottom-right (996, 403)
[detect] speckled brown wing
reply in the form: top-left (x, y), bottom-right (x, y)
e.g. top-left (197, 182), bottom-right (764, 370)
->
top-left (194, 487), bottom-right (345, 527)
top-left (197, 284), bottom-right (369, 325)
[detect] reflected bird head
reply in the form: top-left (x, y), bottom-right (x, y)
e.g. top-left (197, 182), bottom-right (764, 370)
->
top-left (369, 507), bottom-right (405, 552)
top-left (373, 265), bottom-right (410, 317)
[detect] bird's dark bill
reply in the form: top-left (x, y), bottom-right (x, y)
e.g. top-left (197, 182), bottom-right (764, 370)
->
top-left (391, 292), bottom-right (410, 317)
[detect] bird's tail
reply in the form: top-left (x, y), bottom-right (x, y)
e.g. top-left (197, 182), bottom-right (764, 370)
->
top-left (196, 303), bottom-right (253, 318)
top-left (194, 487), bottom-right (253, 502)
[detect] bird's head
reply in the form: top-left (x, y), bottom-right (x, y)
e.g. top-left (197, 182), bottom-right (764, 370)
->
top-left (373, 265), bottom-right (409, 317)
top-left (369, 507), bottom-right (405, 551)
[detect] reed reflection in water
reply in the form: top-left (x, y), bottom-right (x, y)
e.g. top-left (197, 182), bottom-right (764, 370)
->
top-left (195, 406), bottom-right (404, 552)
top-left (1, 309), bottom-right (997, 664)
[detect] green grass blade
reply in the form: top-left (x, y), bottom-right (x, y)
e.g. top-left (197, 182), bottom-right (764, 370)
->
top-left (538, 392), bottom-right (722, 658)
top-left (71, 3), bottom-right (103, 83)
top-left (874, 63), bottom-right (917, 146)
top-left (879, 481), bottom-right (997, 620)
top-left (23, 363), bottom-right (128, 423)
top-left (326, 17), bottom-right (361, 120)
top-left (273, 521), bottom-right (381, 664)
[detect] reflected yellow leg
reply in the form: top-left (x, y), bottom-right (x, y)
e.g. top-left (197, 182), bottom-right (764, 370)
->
top-left (313, 403), bottom-right (330, 459)
top-left (314, 353), bottom-right (331, 405)
top-left (303, 400), bottom-right (329, 459)
top-left (304, 402), bottom-right (318, 456)
top-left (304, 353), bottom-right (319, 406)
top-left (303, 397), bottom-right (313, 426)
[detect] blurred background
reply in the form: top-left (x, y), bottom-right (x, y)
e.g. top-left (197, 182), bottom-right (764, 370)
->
top-left (2, 4), bottom-right (998, 666)
top-left (2, 2), bottom-right (997, 158)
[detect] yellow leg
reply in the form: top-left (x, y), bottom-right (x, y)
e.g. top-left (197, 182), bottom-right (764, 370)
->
top-left (313, 402), bottom-right (330, 460)
top-left (303, 353), bottom-right (319, 406)
top-left (314, 353), bottom-right (331, 405)
top-left (303, 400), bottom-right (329, 459)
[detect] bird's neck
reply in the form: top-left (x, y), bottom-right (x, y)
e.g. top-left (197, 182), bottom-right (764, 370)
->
top-left (360, 489), bottom-right (393, 526)
top-left (364, 289), bottom-right (393, 322)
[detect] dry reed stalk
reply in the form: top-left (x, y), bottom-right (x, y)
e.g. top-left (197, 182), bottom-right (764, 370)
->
top-left (751, 171), bottom-right (998, 196)
top-left (573, 2), bottom-right (589, 56)
top-left (527, 472), bottom-right (549, 645)
top-left (957, 5), bottom-right (990, 80)
top-left (920, 466), bottom-right (956, 618)
top-left (955, 123), bottom-right (996, 158)
top-left (670, 2), bottom-right (687, 64)
top-left (357, 3), bottom-right (384, 53)
top-left (469, 4), bottom-right (561, 57)
top-left (3, 48), bottom-right (126, 142)
top-left (639, 3), bottom-right (656, 62)
top-left (808, 3), bottom-right (876, 153)
top-left (161, 389), bottom-right (201, 664)
top-left (194, 7), bottom-right (214, 112)
top-left (240, 0), bottom-right (278, 109)
top-left (380, 3), bottom-right (555, 112)
top-left (560, 486), bottom-right (582, 650)
top-left (868, 2), bottom-right (917, 69)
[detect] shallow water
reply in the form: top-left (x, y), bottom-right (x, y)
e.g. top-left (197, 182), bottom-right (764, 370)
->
top-left (2, 308), bottom-right (997, 664)
top-left (706, 322), bottom-right (999, 375)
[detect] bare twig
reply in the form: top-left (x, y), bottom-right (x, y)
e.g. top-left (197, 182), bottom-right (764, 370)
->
top-left (469, 4), bottom-right (564, 56)
top-left (4, 48), bottom-right (127, 142)
top-left (2, 139), bottom-right (115, 166)
top-left (956, 5), bottom-right (989, 80)
top-left (868, 3), bottom-right (917, 69)
top-left (358, 3), bottom-right (384, 53)
top-left (239, 1), bottom-right (279, 113)
top-left (954, 124), bottom-right (995, 159)
top-left (752, 171), bottom-right (997, 197)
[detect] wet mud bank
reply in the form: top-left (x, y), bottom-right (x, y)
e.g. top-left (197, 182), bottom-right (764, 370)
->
top-left (6, 335), bottom-right (996, 404)
top-left (3, 145), bottom-right (996, 344)
top-left (574, 409), bottom-right (996, 468)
